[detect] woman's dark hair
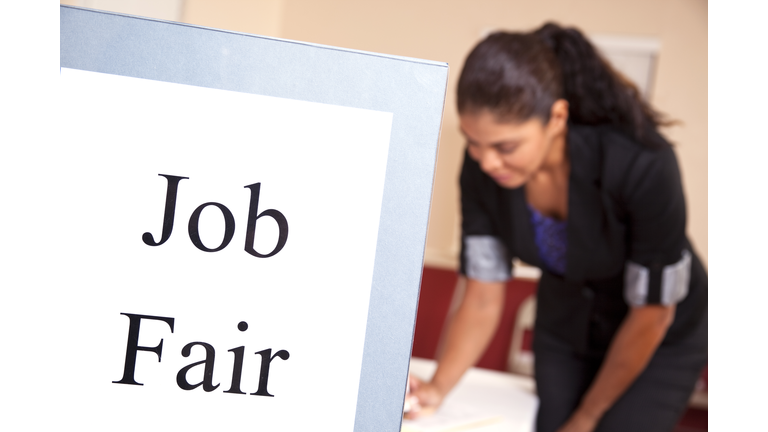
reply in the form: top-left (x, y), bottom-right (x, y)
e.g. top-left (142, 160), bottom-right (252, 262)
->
top-left (457, 22), bottom-right (673, 148)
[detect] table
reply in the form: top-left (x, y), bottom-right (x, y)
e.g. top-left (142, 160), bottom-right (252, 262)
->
top-left (402, 357), bottom-right (539, 432)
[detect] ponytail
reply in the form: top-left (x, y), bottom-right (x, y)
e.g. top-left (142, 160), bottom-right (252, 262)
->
top-left (534, 23), bottom-right (671, 147)
top-left (457, 22), bottom-right (673, 148)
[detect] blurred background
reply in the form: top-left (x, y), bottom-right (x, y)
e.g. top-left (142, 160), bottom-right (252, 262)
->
top-left (59, 0), bottom-right (707, 273)
top-left (58, 1), bottom-right (708, 429)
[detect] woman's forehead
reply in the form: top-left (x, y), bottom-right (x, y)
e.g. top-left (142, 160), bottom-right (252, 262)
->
top-left (459, 111), bottom-right (543, 144)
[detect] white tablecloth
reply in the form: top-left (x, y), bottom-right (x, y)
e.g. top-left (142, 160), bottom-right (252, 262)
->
top-left (402, 357), bottom-right (539, 432)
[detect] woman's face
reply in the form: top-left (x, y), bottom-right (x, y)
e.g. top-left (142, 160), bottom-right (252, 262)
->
top-left (459, 103), bottom-right (567, 189)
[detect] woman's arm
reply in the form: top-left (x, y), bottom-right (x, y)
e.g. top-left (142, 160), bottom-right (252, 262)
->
top-left (405, 277), bottom-right (506, 419)
top-left (557, 304), bottom-right (676, 432)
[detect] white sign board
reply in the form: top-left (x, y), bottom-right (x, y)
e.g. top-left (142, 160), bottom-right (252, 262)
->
top-left (50, 67), bottom-right (392, 429)
top-left (3, 6), bottom-right (447, 431)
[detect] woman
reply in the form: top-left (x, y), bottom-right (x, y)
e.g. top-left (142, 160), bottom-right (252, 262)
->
top-left (406, 23), bottom-right (707, 432)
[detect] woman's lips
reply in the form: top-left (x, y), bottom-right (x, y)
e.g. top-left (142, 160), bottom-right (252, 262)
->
top-left (491, 173), bottom-right (511, 183)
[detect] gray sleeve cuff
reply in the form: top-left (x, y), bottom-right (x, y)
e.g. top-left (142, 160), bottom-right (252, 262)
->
top-left (463, 235), bottom-right (511, 282)
top-left (624, 250), bottom-right (691, 306)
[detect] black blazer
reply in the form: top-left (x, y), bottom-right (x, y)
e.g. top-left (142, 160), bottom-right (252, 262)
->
top-left (459, 124), bottom-right (707, 356)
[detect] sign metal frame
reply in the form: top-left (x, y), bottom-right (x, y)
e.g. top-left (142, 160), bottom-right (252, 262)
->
top-left (60, 5), bottom-right (448, 431)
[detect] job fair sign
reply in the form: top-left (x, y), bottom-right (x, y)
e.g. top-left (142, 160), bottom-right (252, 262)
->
top-left (2, 7), bottom-right (446, 431)
top-left (27, 64), bottom-right (393, 430)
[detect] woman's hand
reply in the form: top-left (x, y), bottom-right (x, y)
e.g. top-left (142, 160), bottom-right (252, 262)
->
top-left (404, 278), bottom-right (506, 420)
top-left (403, 374), bottom-right (446, 419)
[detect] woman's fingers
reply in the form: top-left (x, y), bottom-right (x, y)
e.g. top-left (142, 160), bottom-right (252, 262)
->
top-left (404, 381), bottom-right (444, 419)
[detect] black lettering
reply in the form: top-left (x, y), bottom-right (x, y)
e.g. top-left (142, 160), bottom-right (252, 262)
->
top-left (188, 202), bottom-right (236, 252)
top-left (251, 348), bottom-right (290, 397)
top-left (142, 174), bottom-right (188, 246)
top-left (223, 346), bottom-right (246, 395)
top-left (176, 342), bottom-right (220, 392)
top-left (243, 183), bottom-right (289, 258)
top-left (113, 313), bottom-right (175, 386)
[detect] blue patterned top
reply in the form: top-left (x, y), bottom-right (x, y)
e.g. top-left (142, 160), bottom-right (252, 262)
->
top-left (528, 204), bottom-right (568, 276)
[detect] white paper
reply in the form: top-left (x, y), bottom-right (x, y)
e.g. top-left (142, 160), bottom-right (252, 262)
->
top-left (403, 360), bottom-right (538, 432)
top-left (6, 68), bottom-right (393, 431)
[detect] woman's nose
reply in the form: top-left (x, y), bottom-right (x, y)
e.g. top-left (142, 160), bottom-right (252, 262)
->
top-left (478, 149), bottom-right (503, 173)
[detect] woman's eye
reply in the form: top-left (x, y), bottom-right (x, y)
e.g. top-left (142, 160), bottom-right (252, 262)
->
top-left (498, 145), bottom-right (518, 154)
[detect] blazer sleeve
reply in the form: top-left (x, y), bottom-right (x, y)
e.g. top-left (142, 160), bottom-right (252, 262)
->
top-left (458, 151), bottom-right (512, 282)
top-left (622, 144), bottom-right (691, 306)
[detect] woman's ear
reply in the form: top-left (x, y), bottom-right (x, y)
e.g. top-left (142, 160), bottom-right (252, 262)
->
top-left (548, 99), bottom-right (569, 132)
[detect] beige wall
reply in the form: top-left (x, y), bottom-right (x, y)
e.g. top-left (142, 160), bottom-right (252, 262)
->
top-left (278, 0), bottom-right (708, 269)
top-left (61, 0), bottom-right (708, 268)
top-left (183, 0), bottom-right (284, 37)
